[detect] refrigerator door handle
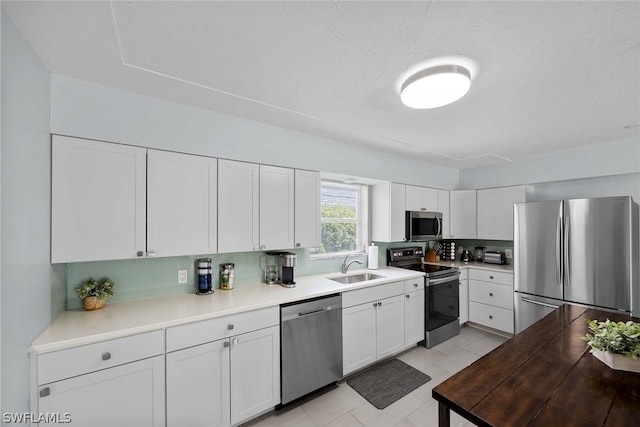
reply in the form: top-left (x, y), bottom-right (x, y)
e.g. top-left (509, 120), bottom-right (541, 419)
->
top-left (520, 296), bottom-right (561, 310)
top-left (564, 216), bottom-right (570, 287)
top-left (556, 217), bottom-right (562, 286)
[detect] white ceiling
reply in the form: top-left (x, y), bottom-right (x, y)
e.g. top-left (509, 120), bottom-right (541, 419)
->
top-left (5, 1), bottom-right (640, 169)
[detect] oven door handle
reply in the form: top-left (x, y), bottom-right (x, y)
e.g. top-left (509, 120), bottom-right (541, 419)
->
top-left (427, 275), bottom-right (458, 286)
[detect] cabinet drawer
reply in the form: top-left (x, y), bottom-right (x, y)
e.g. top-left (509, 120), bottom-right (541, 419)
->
top-left (166, 306), bottom-right (279, 352)
top-left (468, 269), bottom-right (513, 286)
top-left (404, 278), bottom-right (423, 293)
top-left (468, 280), bottom-right (513, 310)
top-left (38, 330), bottom-right (164, 384)
top-left (469, 301), bottom-right (514, 334)
top-left (342, 281), bottom-right (405, 308)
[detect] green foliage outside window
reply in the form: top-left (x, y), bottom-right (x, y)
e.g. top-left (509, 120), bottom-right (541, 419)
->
top-left (311, 203), bottom-right (358, 255)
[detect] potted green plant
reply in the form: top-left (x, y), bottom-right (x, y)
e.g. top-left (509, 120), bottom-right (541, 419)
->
top-left (76, 278), bottom-right (115, 311)
top-left (582, 319), bottom-right (640, 373)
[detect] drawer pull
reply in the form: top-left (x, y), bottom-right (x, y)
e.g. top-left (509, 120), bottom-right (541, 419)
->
top-left (414, 283), bottom-right (418, 288)
top-left (373, 303), bottom-right (377, 308)
top-left (489, 293), bottom-right (494, 297)
top-left (228, 324), bottom-right (234, 331)
top-left (101, 352), bottom-right (111, 361)
top-left (223, 341), bottom-right (230, 348)
top-left (489, 315), bottom-right (494, 319)
top-left (378, 302), bottom-right (382, 307)
top-left (136, 251), bottom-right (144, 257)
top-left (39, 387), bottom-right (51, 398)
top-left (489, 275), bottom-right (494, 279)
top-left (406, 295), bottom-right (410, 299)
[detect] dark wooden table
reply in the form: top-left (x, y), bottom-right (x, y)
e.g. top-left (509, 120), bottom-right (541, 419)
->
top-left (432, 304), bottom-right (640, 426)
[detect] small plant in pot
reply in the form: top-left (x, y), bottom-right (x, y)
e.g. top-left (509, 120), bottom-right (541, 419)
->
top-left (76, 278), bottom-right (115, 311)
top-left (583, 319), bottom-right (640, 372)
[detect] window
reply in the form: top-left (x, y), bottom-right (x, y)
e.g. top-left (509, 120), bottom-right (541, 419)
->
top-left (310, 181), bottom-right (368, 258)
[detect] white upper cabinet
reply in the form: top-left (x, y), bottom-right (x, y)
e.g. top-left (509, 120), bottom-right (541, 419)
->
top-left (294, 169), bottom-right (321, 248)
top-left (259, 165), bottom-right (294, 250)
top-left (405, 185), bottom-right (439, 212)
top-left (449, 190), bottom-right (477, 239)
top-left (51, 135), bottom-right (147, 263)
top-left (147, 150), bottom-right (218, 257)
top-left (438, 190), bottom-right (451, 238)
top-left (218, 159), bottom-right (260, 253)
top-left (477, 185), bottom-right (529, 240)
top-left (371, 182), bottom-right (406, 242)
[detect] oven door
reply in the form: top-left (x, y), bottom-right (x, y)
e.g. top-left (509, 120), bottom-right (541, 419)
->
top-left (425, 274), bottom-right (459, 331)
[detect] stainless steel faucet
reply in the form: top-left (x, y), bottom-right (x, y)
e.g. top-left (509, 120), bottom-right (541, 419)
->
top-left (341, 255), bottom-right (363, 274)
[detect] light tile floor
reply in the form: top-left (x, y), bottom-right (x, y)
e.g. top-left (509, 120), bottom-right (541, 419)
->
top-left (244, 326), bottom-right (508, 427)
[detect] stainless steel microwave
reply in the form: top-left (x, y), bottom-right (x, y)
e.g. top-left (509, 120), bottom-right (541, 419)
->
top-left (405, 211), bottom-right (442, 241)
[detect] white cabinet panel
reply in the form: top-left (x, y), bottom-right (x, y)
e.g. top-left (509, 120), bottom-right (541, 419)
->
top-left (404, 285), bottom-right (425, 348)
top-left (218, 159), bottom-right (260, 253)
top-left (51, 135), bottom-right (146, 262)
top-left (477, 186), bottom-right (528, 240)
top-left (449, 190), bottom-right (477, 239)
top-left (147, 150), bottom-right (217, 257)
top-left (38, 356), bottom-right (165, 427)
top-left (294, 169), bottom-right (321, 248)
top-left (230, 326), bottom-right (280, 425)
top-left (342, 303), bottom-right (377, 375)
top-left (371, 182), bottom-right (406, 242)
top-left (459, 271), bottom-right (469, 325)
top-left (405, 185), bottom-right (439, 212)
top-left (438, 190), bottom-right (450, 238)
top-left (260, 165), bottom-right (294, 250)
top-left (166, 340), bottom-right (230, 427)
top-left (376, 295), bottom-right (405, 359)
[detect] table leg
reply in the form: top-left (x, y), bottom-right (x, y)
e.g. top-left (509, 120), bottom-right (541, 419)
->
top-left (438, 402), bottom-right (450, 427)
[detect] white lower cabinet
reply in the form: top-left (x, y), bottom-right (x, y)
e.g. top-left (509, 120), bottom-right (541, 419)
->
top-left (166, 340), bottom-right (230, 427)
top-left (459, 268), bottom-right (469, 325)
top-left (35, 331), bottom-right (165, 427)
top-left (468, 269), bottom-right (514, 334)
top-left (342, 281), bottom-right (405, 375)
top-left (165, 307), bottom-right (280, 427)
top-left (404, 279), bottom-right (424, 348)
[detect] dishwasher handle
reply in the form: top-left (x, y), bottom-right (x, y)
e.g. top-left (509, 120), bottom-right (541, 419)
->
top-left (281, 294), bottom-right (342, 322)
top-left (297, 306), bottom-right (336, 318)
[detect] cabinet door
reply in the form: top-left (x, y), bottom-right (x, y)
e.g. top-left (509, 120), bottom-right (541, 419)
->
top-left (38, 356), bottom-right (165, 427)
top-left (166, 340), bottom-right (230, 427)
top-left (371, 183), bottom-right (406, 242)
top-left (230, 326), bottom-right (280, 425)
top-left (147, 150), bottom-right (217, 257)
top-left (449, 190), bottom-right (477, 239)
top-left (51, 136), bottom-right (146, 262)
top-left (218, 159), bottom-right (259, 253)
top-left (406, 185), bottom-right (438, 212)
top-left (376, 295), bottom-right (405, 359)
top-left (438, 190), bottom-right (451, 238)
top-left (260, 165), bottom-right (294, 250)
top-left (342, 303), bottom-right (377, 375)
top-left (294, 169), bottom-right (321, 248)
top-left (477, 186), bottom-right (527, 240)
top-left (404, 289), bottom-right (425, 348)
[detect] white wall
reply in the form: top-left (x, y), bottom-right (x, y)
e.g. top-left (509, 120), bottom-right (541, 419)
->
top-left (50, 75), bottom-right (459, 190)
top-left (1, 11), bottom-right (54, 415)
top-left (458, 138), bottom-right (640, 189)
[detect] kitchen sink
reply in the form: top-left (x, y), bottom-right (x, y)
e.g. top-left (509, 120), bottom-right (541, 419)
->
top-left (329, 272), bottom-right (385, 284)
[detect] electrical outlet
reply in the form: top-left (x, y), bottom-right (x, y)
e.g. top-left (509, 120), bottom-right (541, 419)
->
top-left (505, 249), bottom-right (513, 259)
top-left (178, 269), bottom-right (188, 284)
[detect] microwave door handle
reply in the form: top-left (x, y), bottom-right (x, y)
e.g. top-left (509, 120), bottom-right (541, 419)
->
top-left (436, 216), bottom-right (442, 237)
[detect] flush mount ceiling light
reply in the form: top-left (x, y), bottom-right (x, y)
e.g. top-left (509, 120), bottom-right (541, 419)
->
top-left (400, 64), bottom-right (472, 109)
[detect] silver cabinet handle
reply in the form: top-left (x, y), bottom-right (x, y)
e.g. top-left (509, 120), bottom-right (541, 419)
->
top-left (228, 324), bottom-right (234, 330)
top-left (489, 275), bottom-right (494, 280)
top-left (295, 242), bottom-right (301, 248)
top-left (223, 341), bottom-right (230, 348)
top-left (377, 302), bottom-right (382, 307)
top-left (101, 352), bottom-right (111, 361)
top-left (137, 251), bottom-right (144, 257)
top-left (373, 303), bottom-right (377, 308)
top-left (413, 283), bottom-right (418, 288)
top-left (39, 387), bottom-right (51, 398)
top-left (489, 315), bottom-right (493, 319)
top-left (489, 293), bottom-right (494, 297)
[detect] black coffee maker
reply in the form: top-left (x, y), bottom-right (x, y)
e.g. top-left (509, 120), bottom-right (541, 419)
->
top-left (279, 252), bottom-right (297, 288)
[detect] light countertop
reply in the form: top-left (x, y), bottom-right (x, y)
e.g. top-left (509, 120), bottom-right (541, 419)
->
top-left (31, 267), bottom-right (424, 354)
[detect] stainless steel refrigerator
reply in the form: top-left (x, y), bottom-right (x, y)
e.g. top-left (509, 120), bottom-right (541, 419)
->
top-left (514, 196), bottom-right (638, 334)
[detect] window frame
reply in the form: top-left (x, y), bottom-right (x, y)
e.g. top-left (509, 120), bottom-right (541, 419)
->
top-left (310, 180), bottom-right (369, 260)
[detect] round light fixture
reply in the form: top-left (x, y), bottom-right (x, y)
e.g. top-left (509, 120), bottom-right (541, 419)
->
top-left (400, 64), bottom-right (471, 109)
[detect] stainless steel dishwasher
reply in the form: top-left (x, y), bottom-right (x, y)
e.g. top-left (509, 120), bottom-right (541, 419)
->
top-left (280, 293), bottom-right (342, 405)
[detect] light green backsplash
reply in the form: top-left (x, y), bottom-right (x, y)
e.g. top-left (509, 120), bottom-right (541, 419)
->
top-left (66, 248), bottom-right (372, 309)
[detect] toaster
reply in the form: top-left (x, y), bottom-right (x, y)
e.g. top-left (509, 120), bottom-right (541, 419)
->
top-left (484, 251), bottom-right (506, 265)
